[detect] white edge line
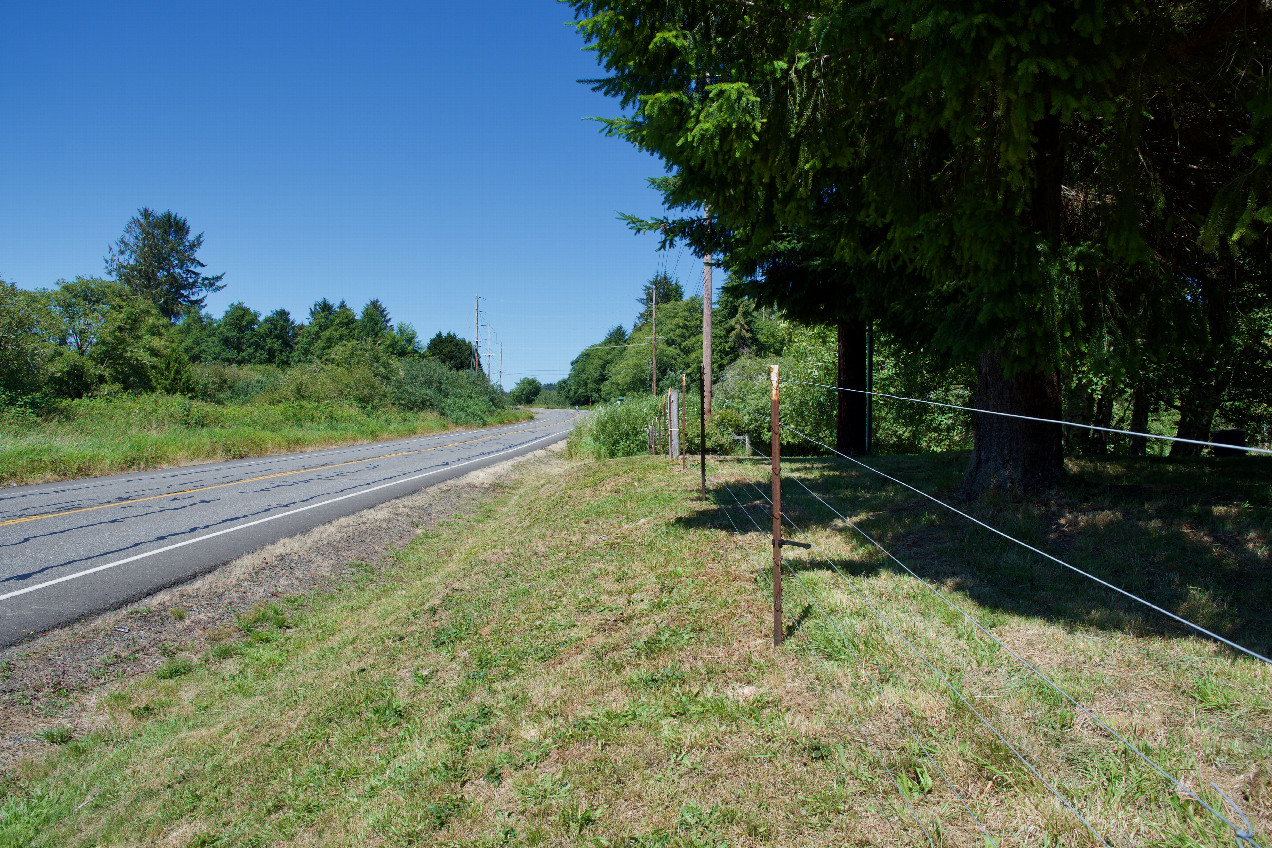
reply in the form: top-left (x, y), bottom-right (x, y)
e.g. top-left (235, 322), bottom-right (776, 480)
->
top-left (0, 429), bottom-right (567, 603)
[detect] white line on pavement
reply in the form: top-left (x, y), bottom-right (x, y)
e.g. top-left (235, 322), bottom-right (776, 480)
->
top-left (0, 429), bottom-right (566, 603)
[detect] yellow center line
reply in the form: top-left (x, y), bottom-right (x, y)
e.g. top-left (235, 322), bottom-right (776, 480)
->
top-left (0, 416), bottom-right (573, 529)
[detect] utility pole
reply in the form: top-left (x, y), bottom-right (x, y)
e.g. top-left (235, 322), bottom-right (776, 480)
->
top-left (702, 209), bottom-right (713, 426)
top-left (485, 323), bottom-right (493, 379)
top-left (651, 286), bottom-right (658, 397)
top-left (473, 295), bottom-right (482, 372)
top-left (499, 343), bottom-right (503, 389)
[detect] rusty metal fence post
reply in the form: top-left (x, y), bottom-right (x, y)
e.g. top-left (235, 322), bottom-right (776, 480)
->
top-left (699, 364), bottom-right (707, 495)
top-left (770, 364), bottom-right (783, 646)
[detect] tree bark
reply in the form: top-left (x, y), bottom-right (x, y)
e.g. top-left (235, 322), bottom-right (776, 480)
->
top-left (1089, 388), bottom-right (1114, 455)
top-left (1170, 254), bottom-right (1236, 458)
top-left (836, 319), bottom-right (869, 455)
top-left (1170, 381), bottom-right (1221, 457)
top-left (962, 350), bottom-right (1065, 496)
top-left (1128, 386), bottom-right (1152, 457)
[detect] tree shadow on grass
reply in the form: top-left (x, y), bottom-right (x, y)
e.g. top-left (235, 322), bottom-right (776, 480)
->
top-left (681, 453), bottom-right (1272, 660)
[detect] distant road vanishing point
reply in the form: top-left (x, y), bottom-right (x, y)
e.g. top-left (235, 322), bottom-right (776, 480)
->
top-left (0, 409), bottom-right (578, 647)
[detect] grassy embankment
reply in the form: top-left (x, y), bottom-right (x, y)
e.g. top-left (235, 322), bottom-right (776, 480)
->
top-left (1, 451), bottom-right (1268, 846)
top-left (0, 394), bottom-right (532, 486)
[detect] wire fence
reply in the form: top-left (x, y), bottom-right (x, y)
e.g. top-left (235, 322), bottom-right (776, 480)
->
top-left (681, 368), bottom-right (1269, 847)
top-left (724, 372), bottom-right (1271, 457)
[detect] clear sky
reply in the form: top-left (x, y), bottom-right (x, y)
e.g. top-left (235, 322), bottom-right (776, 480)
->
top-left (1, 1), bottom-right (698, 388)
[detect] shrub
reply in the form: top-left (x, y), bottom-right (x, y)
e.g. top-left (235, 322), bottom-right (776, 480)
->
top-left (566, 396), bottom-right (663, 459)
top-left (392, 359), bottom-right (506, 425)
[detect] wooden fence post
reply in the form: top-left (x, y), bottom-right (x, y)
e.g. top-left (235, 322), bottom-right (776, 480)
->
top-left (681, 375), bottom-right (688, 471)
top-left (669, 389), bottom-right (680, 462)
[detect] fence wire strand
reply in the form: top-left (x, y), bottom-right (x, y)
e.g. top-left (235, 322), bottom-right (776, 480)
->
top-left (710, 394), bottom-right (1266, 846)
top-left (764, 460), bottom-right (1266, 847)
top-left (733, 471), bottom-right (1105, 846)
top-left (708, 481), bottom-right (937, 848)
top-left (778, 419), bottom-right (1272, 668)
top-left (722, 372), bottom-right (1272, 456)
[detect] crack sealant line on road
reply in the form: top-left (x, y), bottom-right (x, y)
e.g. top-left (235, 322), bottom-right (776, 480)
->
top-left (0, 415), bottom-right (572, 528)
top-left (0, 426), bottom-right (571, 604)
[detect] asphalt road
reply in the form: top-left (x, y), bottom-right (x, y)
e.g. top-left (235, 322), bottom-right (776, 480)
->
top-left (0, 409), bottom-right (579, 647)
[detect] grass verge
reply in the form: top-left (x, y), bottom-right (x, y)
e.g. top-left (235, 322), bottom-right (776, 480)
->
top-left (1, 452), bottom-right (1268, 847)
top-left (0, 394), bottom-right (532, 486)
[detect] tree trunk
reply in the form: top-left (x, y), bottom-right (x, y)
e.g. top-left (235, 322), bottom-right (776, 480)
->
top-left (1170, 254), bottom-right (1235, 458)
top-left (962, 350), bottom-right (1065, 497)
top-left (836, 319), bottom-right (869, 455)
top-left (1170, 382), bottom-right (1220, 457)
top-left (1127, 387), bottom-right (1152, 457)
top-left (1089, 388), bottom-right (1114, 455)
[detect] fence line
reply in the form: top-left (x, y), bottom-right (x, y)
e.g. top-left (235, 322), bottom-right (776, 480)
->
top-left (720, 371), bottom-right (1271, 456)
top-left (715, 391), bottom-right (1270, 665)
top-left (780, 419), bottom-right (1272, 668)
top-left (708, 393), bottom-right (1267, 846)
top-left (732, 473), bottom-right (1105, 846)
top-left (709, 482), bottom-right (939, 848)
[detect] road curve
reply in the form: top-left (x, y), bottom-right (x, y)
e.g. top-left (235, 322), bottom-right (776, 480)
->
top-left (0, 409), bottom-right (579, 647)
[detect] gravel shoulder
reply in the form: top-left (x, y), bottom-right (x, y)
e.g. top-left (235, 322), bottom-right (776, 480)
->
top-left (0, 443), bottom-right (563, 770)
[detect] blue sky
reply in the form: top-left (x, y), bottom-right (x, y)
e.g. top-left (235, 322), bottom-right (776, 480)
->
top-left (1, 1), bottom-right (697, 388)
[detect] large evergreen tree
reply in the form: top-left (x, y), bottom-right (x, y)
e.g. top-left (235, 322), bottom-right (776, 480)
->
top-left (105, 208), bottom-right (225, 321)
top-left (570, 0), bottom-right (1272, 493)
top-left (425, 331), bottom-right (477, 371)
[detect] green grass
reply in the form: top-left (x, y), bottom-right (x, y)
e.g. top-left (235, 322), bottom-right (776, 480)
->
top-left (1, 452), bottom-right (1268, 847)
top-left (710, 451), bottom-right (1271, 846)
top-left (0, 393), bottom-right (532, 485)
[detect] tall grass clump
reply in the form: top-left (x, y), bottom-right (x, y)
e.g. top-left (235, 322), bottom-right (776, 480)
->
top-left (0, 348), bottom-right (528, 485)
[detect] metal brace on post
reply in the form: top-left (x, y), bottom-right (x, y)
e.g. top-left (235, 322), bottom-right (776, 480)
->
top-left (770, 364), bottom-right (783, 646)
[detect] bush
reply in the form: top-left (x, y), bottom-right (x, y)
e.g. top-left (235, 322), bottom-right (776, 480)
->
top-left (190, 363), bottom-right (280, 404)
top-left (392, 359), bottom-right (507, 425)
top-left (566, 396), bottom-right (663, 459)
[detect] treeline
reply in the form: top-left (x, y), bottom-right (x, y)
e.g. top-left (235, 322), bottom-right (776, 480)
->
top-left (562, 269), bottom-right (1271, 459)
top-left (557, 272), bottom-right (785, 406)
top-left (0, 209), bottom-right (507, 426)
top-left (560, 273), bottom-right (979, 456)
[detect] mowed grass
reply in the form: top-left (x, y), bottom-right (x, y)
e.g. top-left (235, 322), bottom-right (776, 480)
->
top-left (711, 451), bottom-right (1271, 847)
top-left (1, 452), bottom-right (1269, 847)
top-left (0, 394), bottom-right (533, 486)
